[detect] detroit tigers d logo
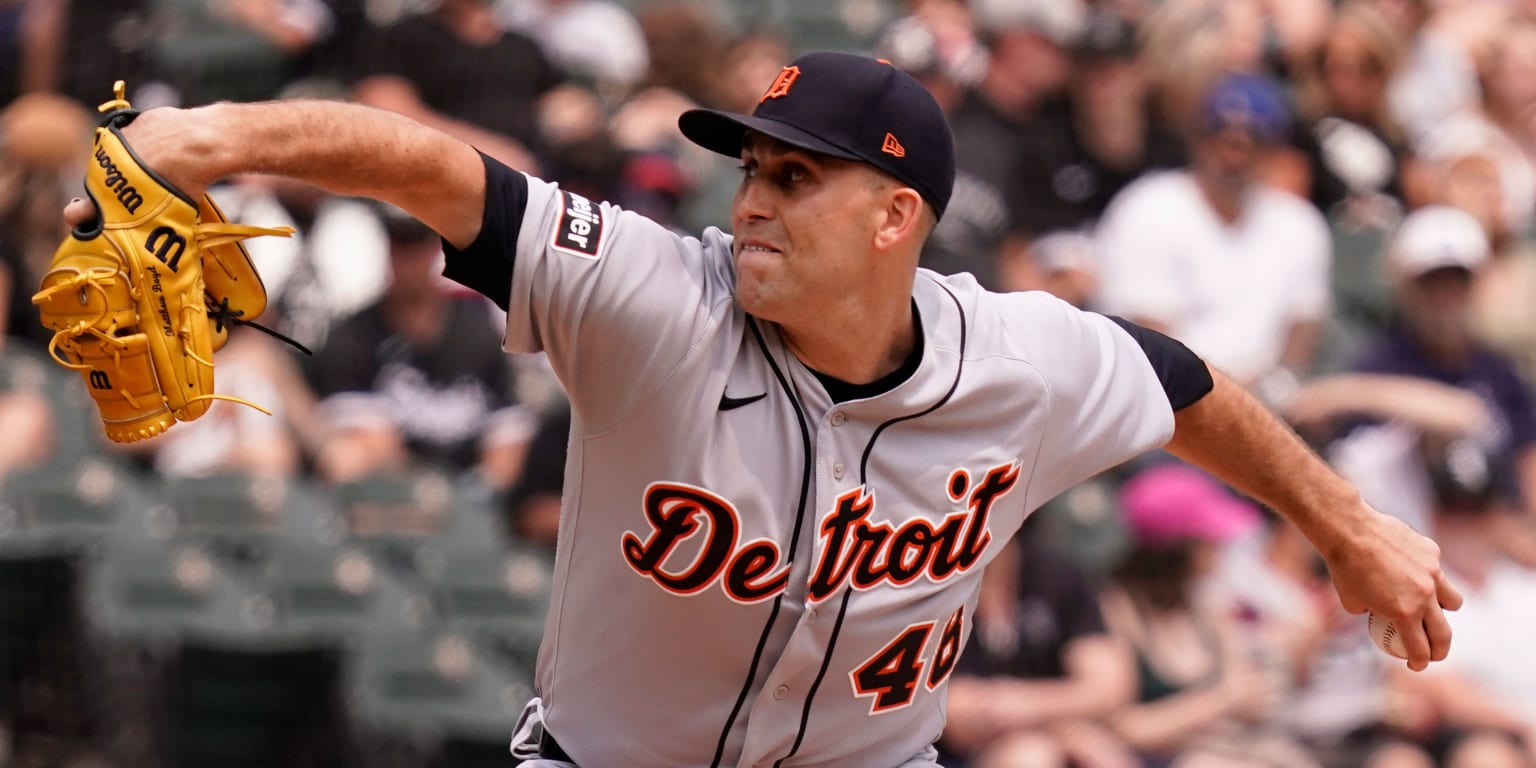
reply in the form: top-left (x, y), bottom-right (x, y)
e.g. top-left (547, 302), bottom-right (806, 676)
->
top-left (760, 66), bottom-right (801, 103)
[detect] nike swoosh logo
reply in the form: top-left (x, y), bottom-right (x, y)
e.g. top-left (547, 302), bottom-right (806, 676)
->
top-left (719, 392), bottom-right (767, 411)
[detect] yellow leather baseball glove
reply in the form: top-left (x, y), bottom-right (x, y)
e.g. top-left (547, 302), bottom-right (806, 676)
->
top-left (32, 82), bottom-right (295, 443)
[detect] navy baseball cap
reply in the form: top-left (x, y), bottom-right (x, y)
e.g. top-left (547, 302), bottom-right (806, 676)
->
top-left (678, 52), bottom-right (957, 217)
top-left (1200, 72), bottom-right (1292, 143)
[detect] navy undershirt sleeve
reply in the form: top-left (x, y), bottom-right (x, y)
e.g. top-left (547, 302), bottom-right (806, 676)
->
top-left (1106, 315), bottom-right (1214, 411)
top-left (440, 152), bottom-right (528, 311)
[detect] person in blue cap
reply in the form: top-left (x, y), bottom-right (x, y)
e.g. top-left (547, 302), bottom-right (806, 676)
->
top-left (1095, 72), bottom-right (1335, 403)
top-left (64, 53), bottom-right (1457, 767)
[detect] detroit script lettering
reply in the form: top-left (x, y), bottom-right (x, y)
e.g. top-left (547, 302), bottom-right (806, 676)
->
top-left (621, 461), bottom-right (1021, 604)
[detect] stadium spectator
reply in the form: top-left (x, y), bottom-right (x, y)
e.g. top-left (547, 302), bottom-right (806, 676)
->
top-left (1004, 6), bottom-right (1184, 238)
top-left (876, 5), bottom-right (1007, 288)
top-left (0, 342), bottom-right (55, 477)
top-left (1137, 0), bottom-right (1268, 139)
top-left (347, 0), bottom-right (558, 172)
top-left (204, 173), bottom-right (390, 357)
top-left (948, 0), bottom-right (1086, 255)
top-left (1389, 433), bottom-right (1536, 767)
top-left (1205, 502), bottom-right (1425, 768)
top-left (999, 229), bottom-right (1096, 308)
top-left (497, 0), bottom-right (649, 100)
top-left (917, 0), bottom-right (1085, 288)
top-left (885, 0), bottom-right (986, 99)
top-left (0, 3), bottom-right (18, 105)
top-left (0, 90), bottom-right (91, 350)
top-left (142, 0), bottom-right (336, 105)
top-left (633, 0), bottom-right (726, 107)
top-left (941, 519), bottom-right (1138, 768)
top-left (1453, 147), bottom-right (1536, 387)
top-left (1335, 207), bottom-right (1536, 525)
top-left (1285, 0), bottom-right (1425, 229)
top-left (1094, 73), bottom-right (1332, 396)
top-left (1102, 463), bottom-right (1319, 767)
top-left (306, 208), bottom-right (532, 488)
top-left (1418, 17), bottom-right (1536, 241)
top-left (6, 0), bottom-right (152, 107)
top-left (1383, 0), bottom-right (1501, 150)
top-left (504, 401), bottom-right (569, 551)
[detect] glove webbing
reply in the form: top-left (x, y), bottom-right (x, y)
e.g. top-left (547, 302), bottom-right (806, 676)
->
top-left (206, 296), bottom-right (313, 357)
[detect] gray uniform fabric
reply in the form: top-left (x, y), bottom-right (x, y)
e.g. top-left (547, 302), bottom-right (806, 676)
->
top-left (504, 173), bottom-right (1175, 767)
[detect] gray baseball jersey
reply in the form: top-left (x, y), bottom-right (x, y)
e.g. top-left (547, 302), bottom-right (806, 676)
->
top-left (451, 163), bottom-right (1175, 767)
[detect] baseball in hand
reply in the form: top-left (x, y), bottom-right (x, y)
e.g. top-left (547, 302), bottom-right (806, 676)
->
top-left (1368, 612), bottom-right (1407, 659)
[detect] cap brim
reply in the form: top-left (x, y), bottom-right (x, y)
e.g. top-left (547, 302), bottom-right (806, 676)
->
top-left (678, 108), bottom-right (862, 162)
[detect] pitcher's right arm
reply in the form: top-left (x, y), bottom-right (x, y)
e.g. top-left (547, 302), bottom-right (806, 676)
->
top-left (72, 101), bottom-right (488, 249)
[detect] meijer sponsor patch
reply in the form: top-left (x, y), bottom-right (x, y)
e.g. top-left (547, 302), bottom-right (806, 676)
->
top-left (551, 191), bottom-right (605, 259)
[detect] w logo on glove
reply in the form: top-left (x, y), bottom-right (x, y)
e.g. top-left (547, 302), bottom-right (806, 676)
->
top-left (146, 227), bottom-right (187, 272)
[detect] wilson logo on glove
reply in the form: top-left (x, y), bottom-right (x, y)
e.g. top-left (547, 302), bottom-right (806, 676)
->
top-left (146, 227), bottom-right (187, 271)
top-left (32, 81), bottom-right (305, 443)
top-left (94, 146), bottom-right (144, 214)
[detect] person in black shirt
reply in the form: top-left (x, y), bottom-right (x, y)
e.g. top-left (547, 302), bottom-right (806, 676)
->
top-left (348, 0), bottom-right (559, 170)
top-left (1285, 1), bottom-right (1422, 228)
top-left (307, 208), bottom-right (531, 487)
top-left (1009, 8), bottom-right (1186, 238)
top-left (939, 0), bottom-right (1081, 289)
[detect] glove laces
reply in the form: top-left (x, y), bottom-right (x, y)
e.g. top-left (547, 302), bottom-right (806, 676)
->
top-left (32, 220), bottom-right (303, 421)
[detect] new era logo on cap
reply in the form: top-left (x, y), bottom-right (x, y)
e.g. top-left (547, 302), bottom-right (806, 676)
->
top-left (676, 52), bottom-right (956, 217)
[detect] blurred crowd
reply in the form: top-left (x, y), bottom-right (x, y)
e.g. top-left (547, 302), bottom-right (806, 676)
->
top-left (3, 0), bottom-right (1536, 767)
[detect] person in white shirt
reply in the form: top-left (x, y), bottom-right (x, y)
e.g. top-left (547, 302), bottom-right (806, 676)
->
top-left (1095, 73), bottom-right (1332, 398)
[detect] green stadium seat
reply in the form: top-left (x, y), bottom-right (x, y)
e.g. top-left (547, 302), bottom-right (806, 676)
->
top-left (0, 457), bottom-right (150, 558)
top-left (421, 542), bottom-right (552, 673)
top-left (347, 628), bottom-right (534, 748)
top-left (262, 544), bottom-right (435, 646)
top-left (162, 472), bottom-right (307, 562)
top-left (331, 469), bottom-right (458, 565)
top-left (415, 485), bottom-right (552, 671)
top-left (87, 539), bottom-right (270, 646)
top-left (731, 0), bottom-right (895, 56)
